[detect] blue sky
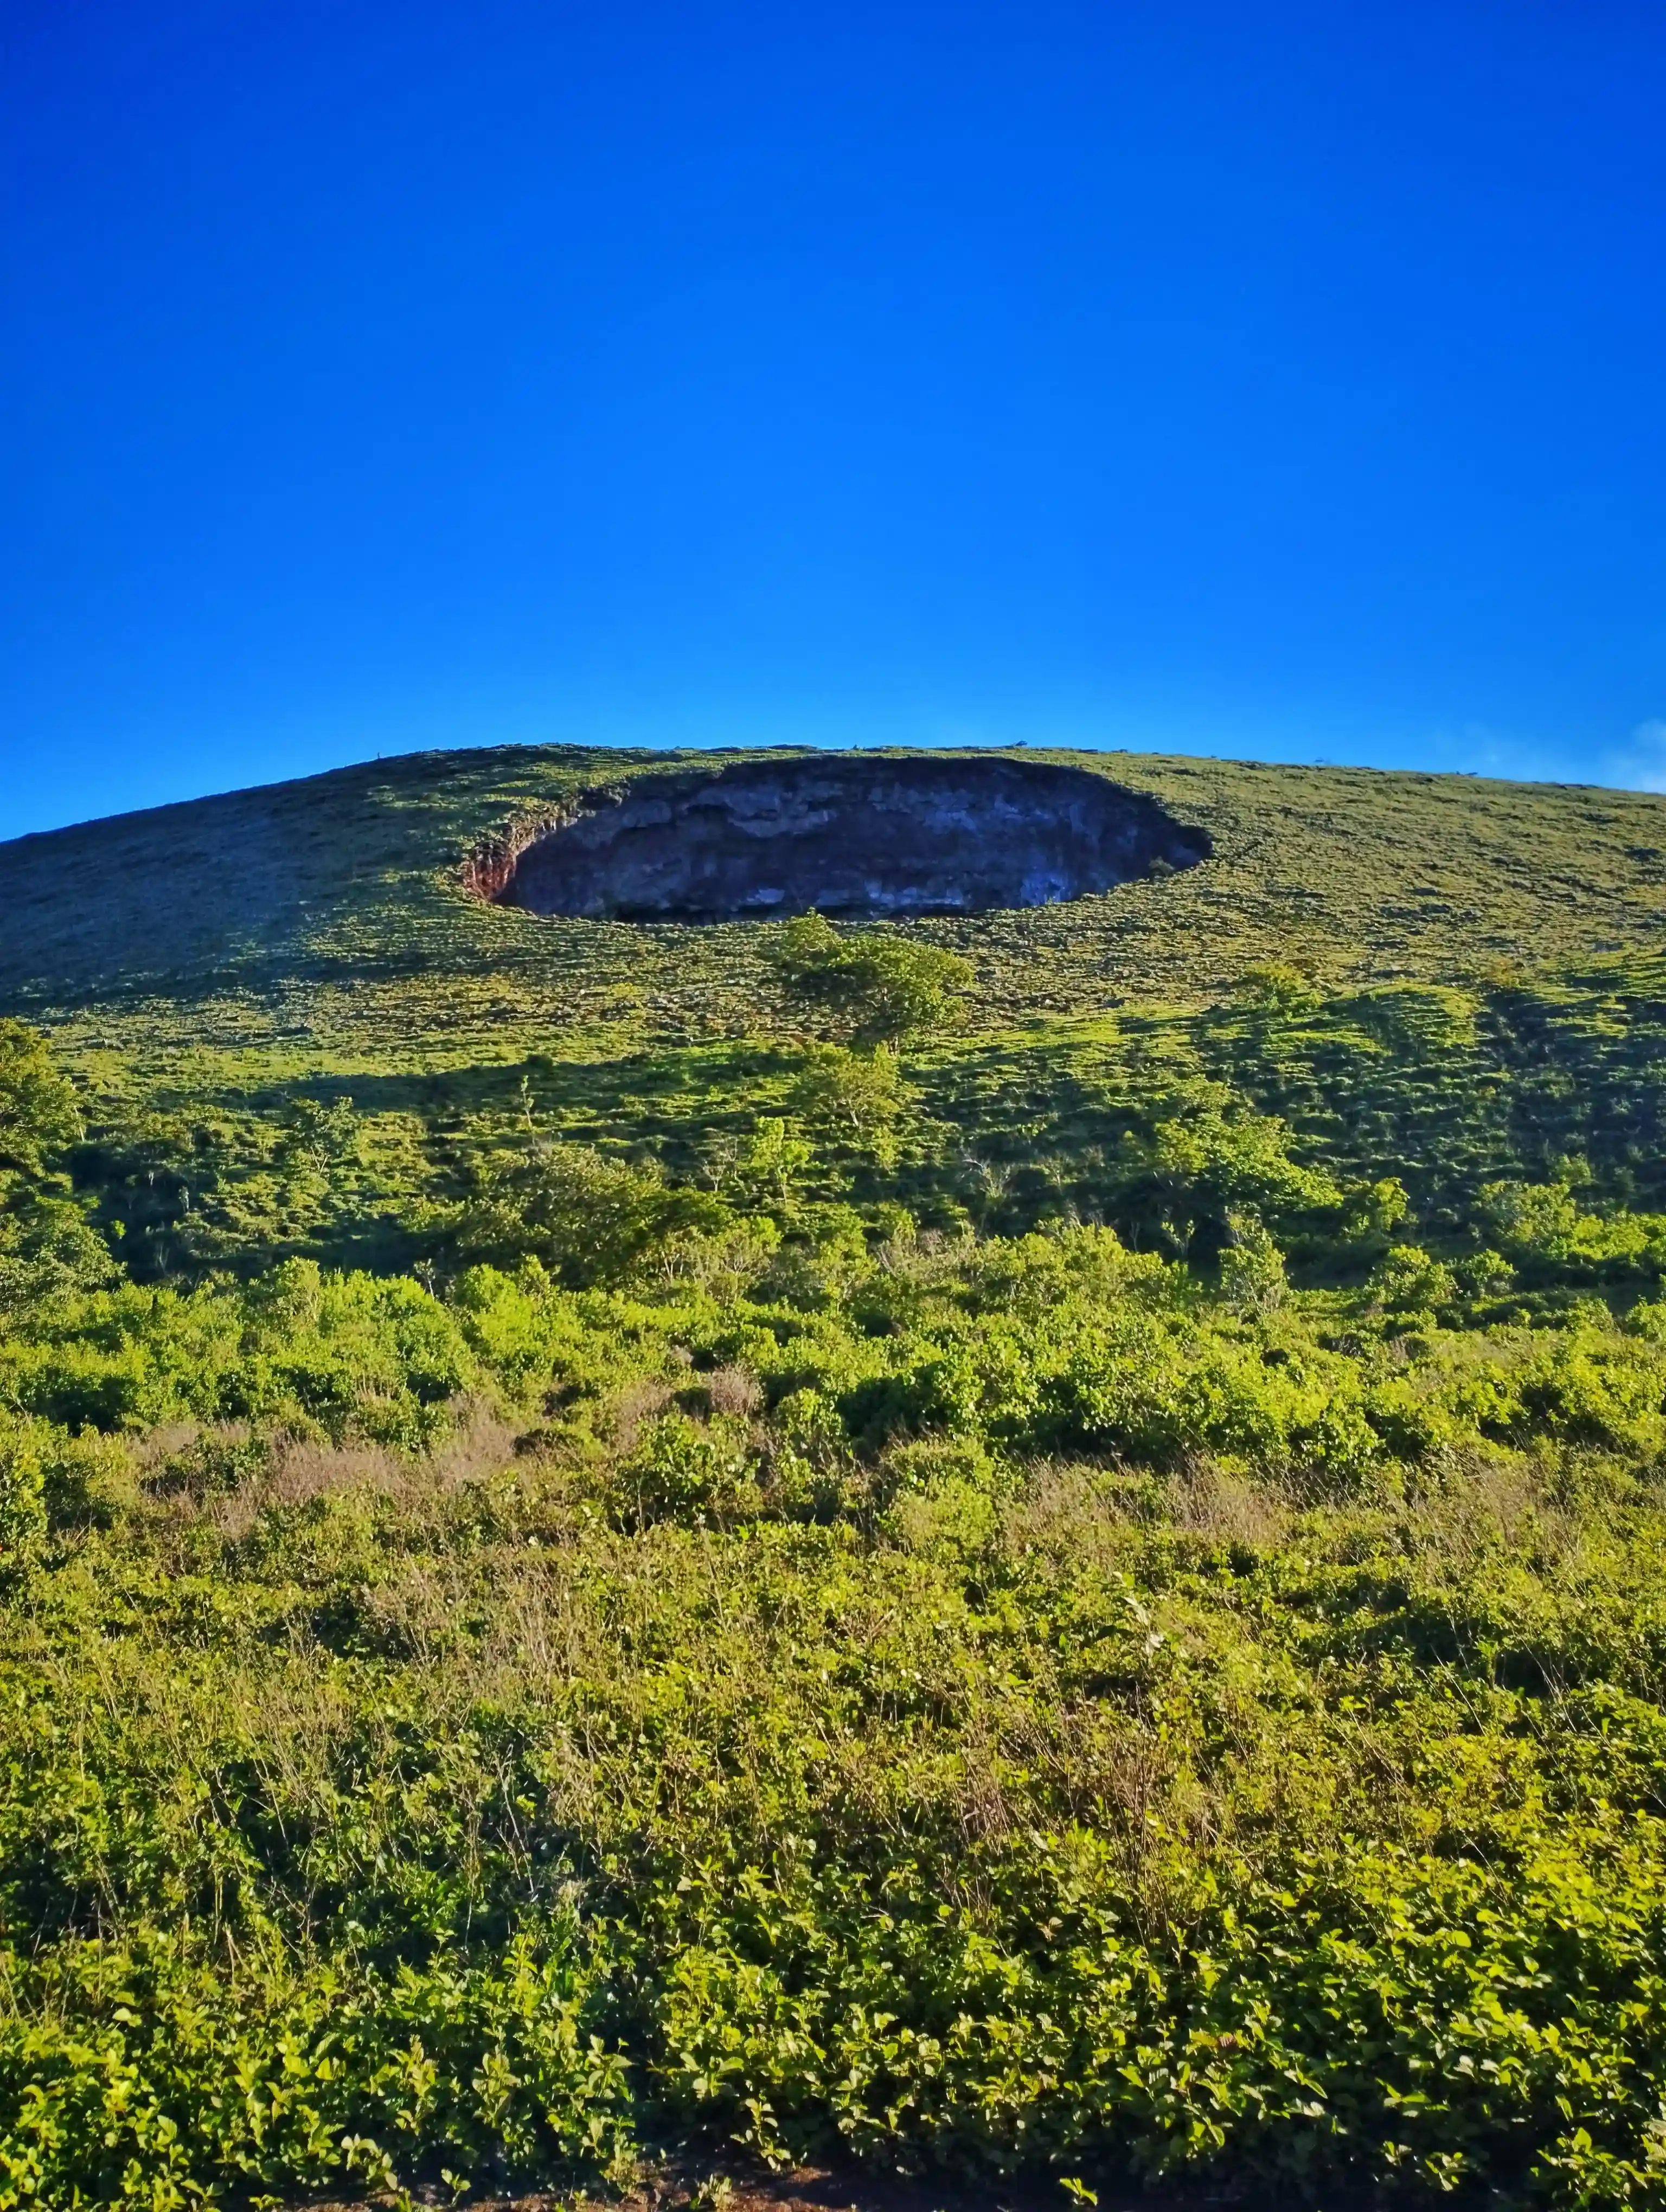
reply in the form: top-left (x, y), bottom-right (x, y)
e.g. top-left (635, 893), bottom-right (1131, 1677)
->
top-left (4, 0), bottom-right (1664, 839)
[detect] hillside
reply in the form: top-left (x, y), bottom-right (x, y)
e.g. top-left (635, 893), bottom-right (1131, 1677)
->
top-left (4, 746), bottom-right (1666, 2209)
top-left (6, 741), bottom-right (1666, 1051)
top-left (7, 743), bottom-right (1666, 1294)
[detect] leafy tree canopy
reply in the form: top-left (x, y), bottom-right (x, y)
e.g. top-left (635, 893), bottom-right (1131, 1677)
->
top-left (448, 1138), bottom-right (732, 1287)
top-left (0, 1020), bottom-right (81, 1177)
top-left (769, 913), bottom-right (973, 1045)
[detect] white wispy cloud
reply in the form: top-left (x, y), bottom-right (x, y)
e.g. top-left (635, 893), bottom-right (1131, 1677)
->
top-left (1604, 719), bottom-right (1666, 793)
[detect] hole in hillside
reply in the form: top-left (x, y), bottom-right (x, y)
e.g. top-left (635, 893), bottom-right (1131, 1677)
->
top-left (489, 756), bottom-right (1210, 923)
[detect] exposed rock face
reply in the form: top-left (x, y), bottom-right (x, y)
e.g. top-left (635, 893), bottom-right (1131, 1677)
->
top-left (501, 755), bottom-right (1209, 922)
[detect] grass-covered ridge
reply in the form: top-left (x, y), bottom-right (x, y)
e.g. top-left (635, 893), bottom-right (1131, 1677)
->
top-left (7, 742), bottom-right (1666, 1045)
top-left (6, 745), bottom-right (1666, 2207)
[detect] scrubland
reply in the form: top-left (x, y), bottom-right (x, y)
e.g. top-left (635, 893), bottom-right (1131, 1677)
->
top-left (4, 749), bottom-right (1666, 2207)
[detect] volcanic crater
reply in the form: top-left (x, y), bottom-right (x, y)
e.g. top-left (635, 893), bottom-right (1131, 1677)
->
top-left (493, 755), bottom-right (1210, 923)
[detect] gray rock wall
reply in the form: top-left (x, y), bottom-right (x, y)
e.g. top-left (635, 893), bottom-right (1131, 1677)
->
top-left (505, 757), bottom-right (1209, 921)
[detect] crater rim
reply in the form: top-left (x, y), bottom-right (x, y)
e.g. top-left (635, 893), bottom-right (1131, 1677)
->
top-left (470, 752), bottom-right (1212, 925)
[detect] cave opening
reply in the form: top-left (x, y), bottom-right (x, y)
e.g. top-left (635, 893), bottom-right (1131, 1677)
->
top-left (494, 755), bottom-right (1209, 923)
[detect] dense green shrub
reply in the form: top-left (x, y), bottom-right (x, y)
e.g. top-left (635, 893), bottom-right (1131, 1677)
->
top-left (769, 915), bottom-right (974, 1045)
top-left (11, 967), bottom-right (1666, 2204)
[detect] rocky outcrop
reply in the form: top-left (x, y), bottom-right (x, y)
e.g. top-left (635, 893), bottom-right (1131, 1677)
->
top-left (498, 755), bottom-right (1209, 922)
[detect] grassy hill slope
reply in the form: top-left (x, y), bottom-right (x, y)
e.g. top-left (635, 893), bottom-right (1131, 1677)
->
top-left (6, 742), bottom-right (1666, 1050)
top-left (6, 744), bottom-right (1665, 1296)
top-left (7, 747), bottom-right (1666, 2209)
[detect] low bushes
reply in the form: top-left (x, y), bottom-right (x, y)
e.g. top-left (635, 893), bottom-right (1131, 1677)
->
top-left (0, 1224), bottom-right (1664, 2202)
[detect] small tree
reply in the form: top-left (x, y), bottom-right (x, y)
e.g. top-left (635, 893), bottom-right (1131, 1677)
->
top-left (1234, 961), bottom-right (1321, 1012)
top-left (789, 1044), bottom-right (909, 1166)
top-left (1107, 1102), bottom-right (1340, 1258)
top-left (450, 1140), bottom-right (729, 1286)
top-left (0, 1023), bottom-right (114, 1311)
top-left (721, 1116), bottom-right (818, 1223)
top-left (1218, 1211), bottom-right (1289, 1315)
top-left (0, 1021), bottom-right (82, 1176)
top-left (769, 914), bottom-right (973, 1046)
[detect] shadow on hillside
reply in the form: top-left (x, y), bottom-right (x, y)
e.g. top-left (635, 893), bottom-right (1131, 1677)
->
top-left (258, 1045), bottom-right (799, 1131)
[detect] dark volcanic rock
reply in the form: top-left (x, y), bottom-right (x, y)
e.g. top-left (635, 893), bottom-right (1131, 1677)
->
top-left (502, 755), bottom-right (1210, 922)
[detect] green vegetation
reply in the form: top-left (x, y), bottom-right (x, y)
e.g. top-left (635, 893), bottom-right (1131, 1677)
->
top-left (7, 745), bottom-right (1666, 2207)
top-left (768, 911), bottom-right (975, 1044)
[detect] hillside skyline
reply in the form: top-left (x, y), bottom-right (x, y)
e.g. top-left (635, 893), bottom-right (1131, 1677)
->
top-left (10, 725), bottom-right (1666, 848)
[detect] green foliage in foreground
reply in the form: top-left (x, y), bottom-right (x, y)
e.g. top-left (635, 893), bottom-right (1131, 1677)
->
top-left (8, 1044), bottom-right (1666, 2204)
top-left (18, 897), bottom-right (1666, 2205)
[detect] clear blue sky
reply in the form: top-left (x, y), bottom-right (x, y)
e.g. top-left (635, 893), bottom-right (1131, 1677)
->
top-left (4, 0), bottom-right (1664, 839)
